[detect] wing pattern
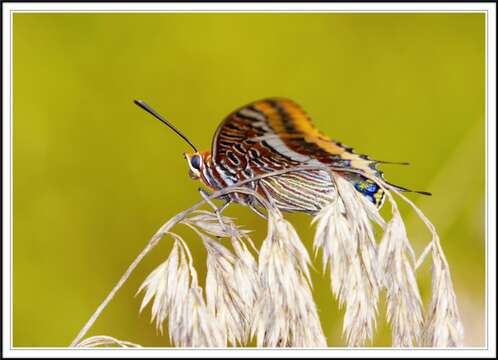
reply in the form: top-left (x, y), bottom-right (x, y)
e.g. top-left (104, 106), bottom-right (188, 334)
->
top-left (211, 98), bottom-right (386, 210)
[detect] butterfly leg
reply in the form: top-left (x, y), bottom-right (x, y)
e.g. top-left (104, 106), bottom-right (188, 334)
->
top-left (198, 188), bottom-right (232, 234)
top-left (248, 203), bottom-right (268, 220)
top-left (216, 200), bottom-right (231, 215)
top-left (245, 195), bottom-right (268, 220)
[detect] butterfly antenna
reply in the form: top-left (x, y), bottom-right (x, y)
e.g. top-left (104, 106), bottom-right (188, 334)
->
top-left (134, 100), bottom-right (198, 152)
top-left (384, 180), bottom-right (432, 196)
top-left (374, 160), bottom-right (410, 165)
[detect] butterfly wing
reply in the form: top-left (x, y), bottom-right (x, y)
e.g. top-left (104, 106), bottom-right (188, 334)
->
top-left (211, 98), bottom-right (386, 208)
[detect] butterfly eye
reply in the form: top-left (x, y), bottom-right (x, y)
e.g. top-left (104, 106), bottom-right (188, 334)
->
top-left (190, 155), bottom-right (202, 170)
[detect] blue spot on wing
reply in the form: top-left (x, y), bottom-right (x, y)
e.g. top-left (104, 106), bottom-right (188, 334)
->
top-left (354, 181), bottom-right (379, 205)
top-left (367, 183), bottom-right (378, 193)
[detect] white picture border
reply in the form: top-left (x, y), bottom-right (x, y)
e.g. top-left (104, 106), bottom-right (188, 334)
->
top-left (2, 2), bottom-right (496, 358)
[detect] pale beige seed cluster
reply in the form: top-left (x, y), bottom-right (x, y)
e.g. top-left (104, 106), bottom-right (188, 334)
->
top-left (74, 167), bottom-right (464, 348)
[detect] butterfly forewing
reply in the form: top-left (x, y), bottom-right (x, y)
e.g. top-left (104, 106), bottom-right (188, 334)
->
top-left (210, 98), bottom-right (386, 210)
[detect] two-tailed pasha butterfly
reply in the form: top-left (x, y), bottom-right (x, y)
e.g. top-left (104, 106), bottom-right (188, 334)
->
top-left (134, 98), bottom-right (430, 216)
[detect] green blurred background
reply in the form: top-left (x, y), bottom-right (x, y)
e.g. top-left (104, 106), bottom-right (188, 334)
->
top-left (13, 13), bottom-right (485, 347)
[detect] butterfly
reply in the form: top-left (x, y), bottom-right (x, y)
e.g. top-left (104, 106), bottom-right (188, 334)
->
top-left (134, 98), bottom-right (430, 216)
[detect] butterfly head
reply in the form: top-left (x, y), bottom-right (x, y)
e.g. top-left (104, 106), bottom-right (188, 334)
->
top-left (184, 152), bottom-right (204, 180)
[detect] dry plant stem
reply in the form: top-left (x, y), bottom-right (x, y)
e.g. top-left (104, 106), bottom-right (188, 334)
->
top-left (415, 243), bottom-right (434, 270)
top-left (75, 335), bottom-right (142, 348)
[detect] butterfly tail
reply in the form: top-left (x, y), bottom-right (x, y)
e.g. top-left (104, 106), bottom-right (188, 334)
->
top-left (383, 180), bottom-right (432, 196)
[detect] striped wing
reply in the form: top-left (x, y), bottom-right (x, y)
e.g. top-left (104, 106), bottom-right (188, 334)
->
top-left (211, 98), bottom-right (385, 208)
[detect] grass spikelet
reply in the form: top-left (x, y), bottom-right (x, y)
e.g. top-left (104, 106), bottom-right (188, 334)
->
top-left (203, 235), bottom-right (254, 346)
top-left (313, 174), bottom-right (380, 346)
top-left (378, 204), bottom-right (424, 346)
top-left (138, 232), bottom-right (224, 347)
top-left (182, 211), bottom-right (260, 346)
top-left (384, 188), bottom-right (465, 347)
top-left (252, 209), bottom-right (326, 347)
top-left (137, 239), bottom-right (186, 333)
top-left (423, 247), bottom-right (465, 347)
top-left (182, 210), bottom-right (251, 238)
